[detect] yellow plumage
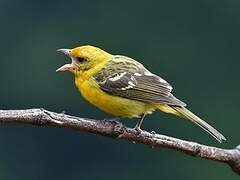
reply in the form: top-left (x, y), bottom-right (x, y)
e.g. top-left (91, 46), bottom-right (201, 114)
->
top-left (78, 79), bottom-right (155, 118)
top-left (56, 45), bottom-right (226, 142)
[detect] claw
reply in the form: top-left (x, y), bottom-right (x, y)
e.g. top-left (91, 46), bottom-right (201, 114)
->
top-left (151, 131), bottom-right (156, 135)
top-left (103, 117), bottom-right (121, 124)
top-left (134, 126), bottom-right (142, 135)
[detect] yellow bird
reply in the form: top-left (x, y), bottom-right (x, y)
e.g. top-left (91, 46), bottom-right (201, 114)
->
top-left (56, 45), bottom-right (226, 142)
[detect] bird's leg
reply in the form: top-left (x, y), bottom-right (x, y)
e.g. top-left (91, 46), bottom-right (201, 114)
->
top-left (134, 113), bottom-right (146, 132)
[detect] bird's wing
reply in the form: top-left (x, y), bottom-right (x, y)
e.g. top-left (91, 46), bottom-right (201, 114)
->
top-left (93, 55), bottom-right (186, 106)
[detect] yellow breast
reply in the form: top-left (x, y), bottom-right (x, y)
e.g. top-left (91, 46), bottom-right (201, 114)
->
top-left (75, 78), bottom-right (155, 118)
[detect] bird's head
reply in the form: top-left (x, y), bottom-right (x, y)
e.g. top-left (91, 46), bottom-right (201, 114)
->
top-left (56, 45), bottom-right (112, 74)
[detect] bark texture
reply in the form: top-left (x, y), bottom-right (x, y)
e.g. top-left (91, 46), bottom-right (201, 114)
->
top-left (0, 109), bottom-right (239, 175)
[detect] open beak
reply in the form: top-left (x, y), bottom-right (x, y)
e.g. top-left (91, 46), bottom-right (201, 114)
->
top-left (56, 48), bottom-right (74, 72)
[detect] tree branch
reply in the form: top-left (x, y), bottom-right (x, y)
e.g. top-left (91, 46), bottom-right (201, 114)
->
top-left (0, 108), bottom-right (239, 175)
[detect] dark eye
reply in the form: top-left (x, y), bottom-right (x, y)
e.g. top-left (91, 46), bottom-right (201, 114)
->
top-left (76, 57), bottom-right (87, 63)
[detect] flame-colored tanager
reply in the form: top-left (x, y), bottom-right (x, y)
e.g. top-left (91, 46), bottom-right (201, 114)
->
top-left (56, 45), bottom-right (226, 142)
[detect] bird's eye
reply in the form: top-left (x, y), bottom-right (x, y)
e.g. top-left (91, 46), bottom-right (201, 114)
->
top-left (76, 57), bottom-right (87, 63)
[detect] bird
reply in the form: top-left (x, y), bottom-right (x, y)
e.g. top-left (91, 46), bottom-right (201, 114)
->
top-left (56, 45), bottom-right (226, 143)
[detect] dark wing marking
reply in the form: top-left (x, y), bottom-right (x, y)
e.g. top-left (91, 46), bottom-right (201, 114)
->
top-left (93, 55), bottom-right (186, 107)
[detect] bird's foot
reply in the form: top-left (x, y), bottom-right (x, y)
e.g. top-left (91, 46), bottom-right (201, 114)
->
top-left (103, 117), bottom-right (121, 124)
top-left (151, 131), bottom-right (156, 135)
top-left (150, 131), bottom-right (156, 138)
top-left (134, 126), bottom-right (143, 135)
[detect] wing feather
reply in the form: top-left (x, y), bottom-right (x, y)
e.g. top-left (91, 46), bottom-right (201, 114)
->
top-left (93, 55), bottom-right (186, 107)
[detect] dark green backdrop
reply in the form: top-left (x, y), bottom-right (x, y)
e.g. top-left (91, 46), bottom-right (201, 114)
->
top-left (0, 0), bottom-right (239, 179)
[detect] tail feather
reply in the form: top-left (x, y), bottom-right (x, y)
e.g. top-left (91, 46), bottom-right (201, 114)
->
top-left (157, 104), bottom-right (226, 143)
top-left (172, 106), bottom-right (226, 143)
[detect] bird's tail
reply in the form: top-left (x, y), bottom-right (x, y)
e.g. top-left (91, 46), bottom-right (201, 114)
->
top-left (157, 104), bottom-right (226, 143)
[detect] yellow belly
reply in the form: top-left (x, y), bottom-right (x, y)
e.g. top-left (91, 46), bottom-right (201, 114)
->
top-left (75, 79), bottom-right (156, 118)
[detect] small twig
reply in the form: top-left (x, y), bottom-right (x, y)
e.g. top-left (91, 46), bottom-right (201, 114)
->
top-left (0, 108), bottom-right (239, 175)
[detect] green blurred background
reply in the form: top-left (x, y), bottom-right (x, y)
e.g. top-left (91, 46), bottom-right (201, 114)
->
top-left (0, 0), bottom-right (239, 179)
